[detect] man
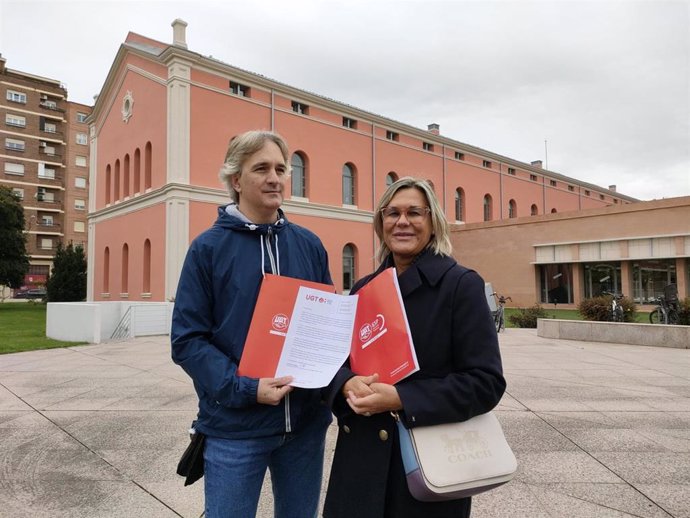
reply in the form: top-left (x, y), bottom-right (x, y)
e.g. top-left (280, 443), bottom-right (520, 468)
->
top-left (172, 130), bottom-right (333, 518)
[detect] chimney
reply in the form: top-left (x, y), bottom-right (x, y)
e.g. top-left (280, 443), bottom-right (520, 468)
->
top-left (427, 123), bottom-right (440, 135)
top-left (531, 160), bottom-right (543, 168)
top-left (171, 19), bottom-right (188, 48)
top-left (608, 184), bottom-right (617, 192)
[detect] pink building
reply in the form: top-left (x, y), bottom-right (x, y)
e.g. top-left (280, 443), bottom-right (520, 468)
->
top-left (87, 21), bottom-right (635, 302)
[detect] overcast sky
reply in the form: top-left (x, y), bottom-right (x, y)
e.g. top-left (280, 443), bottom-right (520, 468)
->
top-left (1, 0), bottom-right (688, 201)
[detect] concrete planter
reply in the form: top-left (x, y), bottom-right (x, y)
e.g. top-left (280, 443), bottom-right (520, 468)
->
top-left (537, 319), bottom-right (689, 349)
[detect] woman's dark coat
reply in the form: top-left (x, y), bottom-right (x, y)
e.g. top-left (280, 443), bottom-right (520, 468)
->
top-left (322, 250), bottom-right (506, 518)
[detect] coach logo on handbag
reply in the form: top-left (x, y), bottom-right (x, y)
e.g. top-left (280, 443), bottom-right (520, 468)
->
top-left (395, 411), bottom-right (517, 502)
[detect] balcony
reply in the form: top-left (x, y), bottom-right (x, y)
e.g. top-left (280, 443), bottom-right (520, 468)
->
top-left (36, 196), bottom-right (62, 206)
top-left (37, 173), bottom-right (62, 182)
top-left (36, 221), bottom-right (61, 230)
top-left (39, 101), bottom-right (66, 113)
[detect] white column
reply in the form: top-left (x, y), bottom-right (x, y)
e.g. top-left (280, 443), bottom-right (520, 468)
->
top-left (165, 197), bottom-right (189, 301)
top-left (167, 59), bottom-right (191, 184)
top-left (86, 126), bottom-right (97, 301)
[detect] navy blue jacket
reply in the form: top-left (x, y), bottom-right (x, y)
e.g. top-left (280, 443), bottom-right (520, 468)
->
top-left (171, 205), bottom-right (333, 439)
top-left (323, 250), bottom-right (506, 518)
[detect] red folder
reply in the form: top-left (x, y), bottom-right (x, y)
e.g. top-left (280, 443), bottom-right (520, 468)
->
top-left (237, 269), bottom-right (419, 385)
top-left (349, 268), bottom-right (419, 384)
top-left (237, 275), bottom-right (336, 378)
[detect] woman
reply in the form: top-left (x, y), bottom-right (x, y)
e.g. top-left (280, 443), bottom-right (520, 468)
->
top-left (171, 131), bottom-right (332, 518)
top-left (323, 177), bottom-right (506, 518)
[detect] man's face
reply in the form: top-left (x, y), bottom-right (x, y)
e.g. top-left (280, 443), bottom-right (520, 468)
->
top-left (232, 140), bottom-right (287, 223)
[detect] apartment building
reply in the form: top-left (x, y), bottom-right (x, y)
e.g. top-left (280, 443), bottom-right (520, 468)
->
top-left (87, 21), bottom-right (638, 302)
top-left (0, 54), bottom-right (91, 290)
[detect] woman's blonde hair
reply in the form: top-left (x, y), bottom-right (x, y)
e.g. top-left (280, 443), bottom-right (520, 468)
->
top-left (373, 177), bottom-right (452, 264)
top-left (218, 130), bottom-right (290, 203)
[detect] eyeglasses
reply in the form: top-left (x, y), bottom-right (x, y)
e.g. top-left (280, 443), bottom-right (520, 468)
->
top-left (380, 206), bottom-right (431, 223)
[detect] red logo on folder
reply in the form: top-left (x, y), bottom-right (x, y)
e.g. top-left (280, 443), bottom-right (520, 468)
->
top-left (272, 314), bottom-right (289, 333)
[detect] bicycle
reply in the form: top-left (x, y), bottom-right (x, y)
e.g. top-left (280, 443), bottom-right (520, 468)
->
top-left (649, 284), bottom-right (680, 325)
top-left (601, 291), bottom-right (625, 322)
top-left (492, 293), bottom-right (512, 332)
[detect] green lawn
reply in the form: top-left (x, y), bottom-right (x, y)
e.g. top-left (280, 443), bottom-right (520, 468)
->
top-left (0, 303), bottom-right (85, 354)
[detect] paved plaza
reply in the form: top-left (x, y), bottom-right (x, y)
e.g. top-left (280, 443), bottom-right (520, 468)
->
top-left (0, 328), bottom-right (688, 517)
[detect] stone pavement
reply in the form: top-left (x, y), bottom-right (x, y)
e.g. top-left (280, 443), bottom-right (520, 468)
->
top-left (0, 329), bottom-right (688, 518)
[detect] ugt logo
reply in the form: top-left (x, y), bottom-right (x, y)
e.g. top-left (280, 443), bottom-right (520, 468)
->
top-left (359, 314), bottom-right (385, 347)
top-left (272, 313), bottom-right (289, 331)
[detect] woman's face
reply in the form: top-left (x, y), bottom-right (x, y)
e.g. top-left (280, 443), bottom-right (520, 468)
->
top-left (381, 187), bottom-right (433, 265)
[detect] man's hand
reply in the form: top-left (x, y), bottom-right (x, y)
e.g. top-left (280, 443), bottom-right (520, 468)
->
top-left (257, 376), bottom-right (294, 405)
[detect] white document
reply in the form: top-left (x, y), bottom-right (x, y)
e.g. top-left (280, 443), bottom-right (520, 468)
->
top-left (275, 286), bottom-right (359, 388)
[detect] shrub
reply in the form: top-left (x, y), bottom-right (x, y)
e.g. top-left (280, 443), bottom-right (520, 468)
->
top-left (578, 295), bottom-right (636, 322)
top-left (508, 304), bottom-right (548, 328)
top-left (677, 298), bottom-right (690, 326)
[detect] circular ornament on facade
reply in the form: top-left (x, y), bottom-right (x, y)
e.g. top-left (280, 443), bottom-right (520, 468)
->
top-left (122, 91), bottom-right (134, 123)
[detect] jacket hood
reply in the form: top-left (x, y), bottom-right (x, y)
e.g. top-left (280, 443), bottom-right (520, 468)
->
top-left (215, 204), bottom-right (288, 235)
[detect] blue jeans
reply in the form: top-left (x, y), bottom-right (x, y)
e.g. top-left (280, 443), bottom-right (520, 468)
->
top-left (203, 417), bottom-right (329, 518)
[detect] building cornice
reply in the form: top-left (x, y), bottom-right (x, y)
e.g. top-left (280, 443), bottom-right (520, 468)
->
top-left (87, 183), bottom-right (374, 224)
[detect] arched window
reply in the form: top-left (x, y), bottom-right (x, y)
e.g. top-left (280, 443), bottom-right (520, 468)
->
top-left (343, 244), bottom-right (356, 292)
top-left (483, 194), bottom-right (493, 222)
top-left (143, 239), bottom-right (151, 294)
top-left (508, 199), bottom-right (517, 218)
top-left (105, 165), bottom-right (111, 205)
top-left (103, 247), bottom-right (110, 293)
top-left (455, 188), bottom-right (465, 222)
top-left (133, 148), bottom-right (141, 194)
top-left (291, 152), bottom-right (306, 197)
top-left (531, 204), bottom-right (538, 216)
top-left (121, 243), bottom-right (129, 294)
top-left (114, 159), bottom-right (120, 201)
top-left (144, 142), bottom-right (152, 190)
top-left (386, 172), bottom-right (398, 187)
top-left (551, 208), bottom-right (557, 214)
top-left (123, 154), bottom-right (130, 198)
top-left (342, 163), bottom-right (355, 205)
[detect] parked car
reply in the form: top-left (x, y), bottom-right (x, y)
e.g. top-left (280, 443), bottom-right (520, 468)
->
top-left (14, 288), bottom-right (47, 299)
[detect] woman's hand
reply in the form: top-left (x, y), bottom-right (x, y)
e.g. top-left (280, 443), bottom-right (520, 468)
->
top-left (257, 376), bottom-right (294, 405)
top-left (342, 373), bottom-right (379, 399)
top-left (346, 381), bottom-right (403, 416)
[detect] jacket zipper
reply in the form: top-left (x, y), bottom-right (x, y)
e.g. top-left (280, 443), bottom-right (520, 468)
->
top-left (266, 227), bottom-right (291, 433)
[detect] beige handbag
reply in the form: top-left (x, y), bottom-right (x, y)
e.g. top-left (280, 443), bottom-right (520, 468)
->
top-left (396, 411), bottom-right (517, 501)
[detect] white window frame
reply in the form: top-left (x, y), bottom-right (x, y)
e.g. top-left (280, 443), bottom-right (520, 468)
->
top-left (41, 238), bottom-right (53, 250)
top-left (6, 90), bottom-right (27, 103)
top-left (76, 133), bottom-right (87, 145)
top-left (76, 112), bottom-right (88, 123)
top-left (4, 162), bottom-right (25, 175)
top-left (44, 122), bottom-right (57, 133)
top-left (41, 215), bottom-right (54, 226)
top-left (5, 113), bottom-right (26, 127)
top-left (5, 138), bottom-right (25, 151)
top-left (75, 177), bottom-right (87, 188)
top-left (11, 188), bottom-right (24, 200)
top-left (75, 155), bottom-right (87, 167)
top-left (74, 221), bottom-right (85, 233)
top-left (74, 199), bottom-right (86, 210)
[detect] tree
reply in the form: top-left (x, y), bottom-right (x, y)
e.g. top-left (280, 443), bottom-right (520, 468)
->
top-left (0, 186), bottom-right (29, 290)
top-left (46, 241), bottom-right (87, 302)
